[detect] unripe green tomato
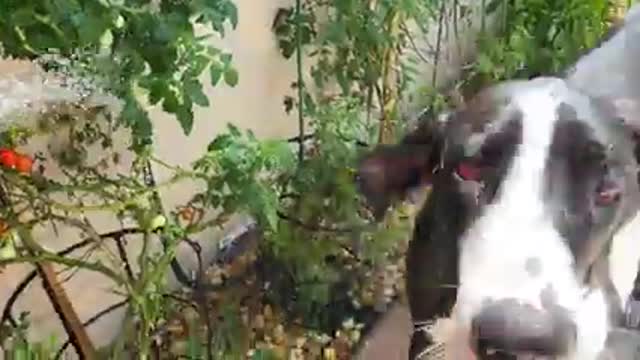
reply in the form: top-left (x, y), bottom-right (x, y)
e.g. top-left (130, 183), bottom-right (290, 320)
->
top-left (0, 240), bottom-right (16, 260)
top-left (149, 214), bottom-right (167, 231)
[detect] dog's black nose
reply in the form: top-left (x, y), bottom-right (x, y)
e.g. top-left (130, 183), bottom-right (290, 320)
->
top-left (471, 298), bottom-right (577, 357)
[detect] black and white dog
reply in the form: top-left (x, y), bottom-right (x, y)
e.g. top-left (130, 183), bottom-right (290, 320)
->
top-left (356, 4), bottom-right (640, 360)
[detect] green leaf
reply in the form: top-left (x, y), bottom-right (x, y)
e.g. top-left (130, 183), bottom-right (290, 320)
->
top-left (176, 105), bottom-right (195, 135)
top-left (184, 78), bottom-right (210, 107)
top-left (206, 133), bottom-right (233, 151)
top-left (161, 90), bottom-right (180, 114)
top-left (187, 54), bottom-right (211, 77)
top-left (77, 14), bottom-right (109, 46)
top-left (476, 53), bottom-right (494, 74)
top-left (224, 67), bottom-right (239, 87)
top-left (261, 140), bottom-right (296, 170)
top-left (11, 7), bottom-right (37, 27)
top-left (147, 80), bottom-right (167, 105)
top-left (278, 40), bottom-right (295, 59)
top-left (220, 53), bottom-right (233, 66)
top-left (210, 64), bottom-right (224, 86)
top-left (263, 200), bottom-right (279, 231)
top-left (225, 2), bottom-right (239, 29)
top-left (123, 99), bottom-right (153, 147)
top-left (227, 123), bottom-right (242, 137)
top-left (303, 92), bottom-right (316, 115)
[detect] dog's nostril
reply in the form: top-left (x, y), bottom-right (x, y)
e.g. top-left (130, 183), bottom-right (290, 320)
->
top-left (471, 298), bottom-right (576, 357)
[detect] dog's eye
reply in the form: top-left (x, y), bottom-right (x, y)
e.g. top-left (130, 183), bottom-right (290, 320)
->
top-left (455, 161), bottom-right (483, 181)
top-left (595, 180), bottom-right (621, 206)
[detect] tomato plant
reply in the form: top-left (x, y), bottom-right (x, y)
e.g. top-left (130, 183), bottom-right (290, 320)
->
top-left (463, 0), bottom-right (613, 93)
top-left (0, 0), bottom-right (240, 153)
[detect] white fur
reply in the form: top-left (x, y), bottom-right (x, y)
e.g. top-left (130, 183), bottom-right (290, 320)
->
top-left (447, 83), bottom-right (611, 359)
top-left (434, 213), bottom-right (640, 360)
top-left (609, 212), bottom-right (640, 312)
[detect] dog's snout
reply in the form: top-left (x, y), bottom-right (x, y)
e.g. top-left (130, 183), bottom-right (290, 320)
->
top-left (471, 298), bottom-right (577, 357)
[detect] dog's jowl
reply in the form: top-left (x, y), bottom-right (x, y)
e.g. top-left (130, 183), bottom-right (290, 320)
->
top-left (356, 5), bottom-right (640, 360)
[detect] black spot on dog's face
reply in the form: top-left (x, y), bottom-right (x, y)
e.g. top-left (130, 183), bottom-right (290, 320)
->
top-left (447, 112), bottom-right (523, 211)
top-left (450, 88), bottom-right (635, 282)
top-left (543, 102), bottom-right (628, 273)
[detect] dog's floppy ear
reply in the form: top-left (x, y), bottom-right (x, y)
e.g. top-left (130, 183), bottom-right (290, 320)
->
top-left (356, 118), bottom-right (446, 220)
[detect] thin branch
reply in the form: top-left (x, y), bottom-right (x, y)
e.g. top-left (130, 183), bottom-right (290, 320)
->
top-left (400, 23), bottom-right (432, 64)
top-left (54, 299), bottom-right (129, 360)
top-left (286, 133), bottom-right (315, 143)
top-left (279, 193), bottom-right (301, 200)
top-left (286, 132), bottom-right (370, 148)
top-left (0, 228), bottom-right (141, 328)
top-left (431, 0), bottom-right (447, 88)
top-left (115, 235), bottom-right (135, 281)
top-left (295, 0), bottom-right (305, 164)
top-left (0, 254), bottom-right (126, 290)
top-left (161, 293), bottom-right (198, 309)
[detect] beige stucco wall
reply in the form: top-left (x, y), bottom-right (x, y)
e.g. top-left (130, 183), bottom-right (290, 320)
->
top-left (0, 0), bottom-right (494, 356)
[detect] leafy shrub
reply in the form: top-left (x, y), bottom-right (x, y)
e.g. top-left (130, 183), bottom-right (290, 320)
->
top-left (464, 0), bottom-right (613, 93)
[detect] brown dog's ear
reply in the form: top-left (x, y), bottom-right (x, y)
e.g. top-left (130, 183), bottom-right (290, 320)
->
top-left (355, 120), bottom-right (445, 220)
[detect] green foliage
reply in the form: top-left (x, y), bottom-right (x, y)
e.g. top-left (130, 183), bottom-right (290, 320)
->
top-left (0, 0), bottom-right (239, 152)
top-left (193, 124), bottom-right (297, 231)
top-left (187, 97), bottom-right (409, 332)
top-left (188, 98), bottom-right (410, 331)
top-left (0, 312), bottom-right (59, 359)
top-left (466, 0), bottom-right (613, 90)
top-left (261, 99), bottom-right (374, 328)
top-left (274, 0), bottom-right (440, 114)
top-left (268, 0), bottom-right (442, 328)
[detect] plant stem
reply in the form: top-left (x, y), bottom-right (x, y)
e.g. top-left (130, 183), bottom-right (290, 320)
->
top-left (378, 8), bottom-right (404, 144)
top-left (431, 0), bottom-right (446, 88)
top-left (295, 0), bottom-right (305, 164)
top-left (481, 0), bottom-right (487, 32)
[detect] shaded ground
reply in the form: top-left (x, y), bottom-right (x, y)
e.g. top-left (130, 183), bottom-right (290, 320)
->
top-left (355, 303), bottom-right (411, 360)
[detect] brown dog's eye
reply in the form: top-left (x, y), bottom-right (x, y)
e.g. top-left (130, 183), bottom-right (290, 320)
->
top-left (595, 180), bottom-right (621, 206)
top-left (455, 161), bottom-right (483, 182)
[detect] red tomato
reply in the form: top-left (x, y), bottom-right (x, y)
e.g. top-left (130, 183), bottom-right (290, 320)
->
top-left (14, 154), bottom-right (33, 174)
top-left (0, 148), bottom-right (16, 169)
